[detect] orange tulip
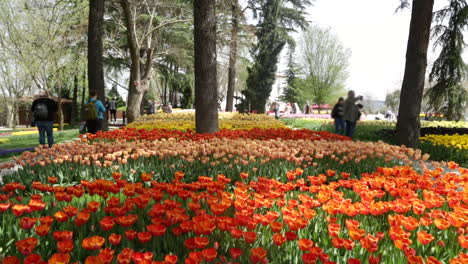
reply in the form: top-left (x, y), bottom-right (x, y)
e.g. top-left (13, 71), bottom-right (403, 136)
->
top-left (164, 254), bottom-right (178, 264)
top-left (48, 253), bottom-right (70, 264)
top-left (109, 233), bottom-right (122, 246)
top-left (298, 238), bottom-right (314, 251)
top-left (302, 252), bottom-right (318, 264)
top-left (458, 234), bottom-right (468, 249)
top-left (137, 232), bottom-right (152, 243)
top-left (84, 256), bottom-right (104, 264)
top-left (82, 236), bottom-right (105, 251)
top-left (23, 254), bottom-right (42, 264)
top-left (16, 237), bottom-right (38, 256)
top-left (434, 218), bottom-right (450, 230)
top-left (229, 248), bottom-right (242, 259)
top-left (243, 231), bottom-right (257, 244)
top-left (125, 230), bottom-right (137, 240)
top-left (250, 247), bottom-right (267, 264)
top-left (201, 248), bottom-right (217, 262)
top-left (2, 256), bottom-right (20, 264)
top-left (54, 211), bottom-right (69, 223)
top-left (57, 240), bottom-right (74, 253)
top-left (272, 234), bottom-right (287, 246)
top-left (147, 224), bottom-right (166, 236)
top-left (19, 217), bottom-right (36, 230)
top-left (417, 231), bottom-right (434, 245)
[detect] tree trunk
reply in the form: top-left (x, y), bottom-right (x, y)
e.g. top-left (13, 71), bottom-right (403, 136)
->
top-left (71, 75), bottom-right (79, 125)
top-left (225, 1), bottom-right (239, 112)
top-left (88, 0), bottom-right (107, 130)
top-left (194, 0), bottom-right (219, 133)
top-left (57, 86), bottom-right (64, 131)
top-left (121, 0), bottom-right (151, 123)
top-left (81, 69), bottom-right (87, 119)
top-left (395, 0), bottom-right (434, 148)
top-left (88, 0), bottom-right (105, 100)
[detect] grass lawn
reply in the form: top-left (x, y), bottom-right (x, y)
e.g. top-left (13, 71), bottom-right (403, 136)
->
top-left (0, 129), bottom-right (79, 163)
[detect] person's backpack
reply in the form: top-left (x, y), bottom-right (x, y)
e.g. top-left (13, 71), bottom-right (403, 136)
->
top-left (82, 101), bottom-right (98, 121)
top-left (33, 103), bottom-right (49, 120)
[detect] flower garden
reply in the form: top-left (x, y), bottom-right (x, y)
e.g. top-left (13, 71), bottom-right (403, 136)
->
top-left (0, 113), bottom-right (467, 264)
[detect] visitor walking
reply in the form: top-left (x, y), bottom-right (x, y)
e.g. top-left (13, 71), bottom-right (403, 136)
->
top-left (104, 98), bottom-right (110, 121)
top-left (147, 100), bottom-right (156, 115)
top-left (331, 97), bottom-right (345, 135)
top-left (273, 103), bottom-right (280, 120)
top-left (83, 91), bottom-right (106, 134)
top-left (343, 90), bottom-right (363, 138)
top-left (109, 97), bottom-right (117, 123)
top-left (31, 94), bottom-right (58, 147)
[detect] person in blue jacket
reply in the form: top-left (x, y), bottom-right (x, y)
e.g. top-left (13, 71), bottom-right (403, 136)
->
top-left (86, 90), bottom-right (106, 134)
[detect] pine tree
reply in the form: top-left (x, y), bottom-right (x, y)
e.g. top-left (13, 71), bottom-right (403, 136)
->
top-left (239, 0), bottom-right (311, 113)
top-left (426, 0), bottom-right (468, 121)
top-left (280, 44), bottom-right (299, 104)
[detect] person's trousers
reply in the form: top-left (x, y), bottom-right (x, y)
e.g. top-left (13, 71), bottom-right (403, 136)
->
top-left (110, 110), bottom-right (117, 122)
top-left (86, 119), bottom-right (103, 134)
top-left (36, 121), bottom-right (54, 147)
top-left (334, 117), bottom-right (345, 135)
top-left (345, 120), bottom-right (356, 138)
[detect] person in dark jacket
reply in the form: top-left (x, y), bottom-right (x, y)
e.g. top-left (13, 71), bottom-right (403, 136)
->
top-left (331, 97), bottom-right (345, 135)
top-left (31, 94), bottom-right (58, 147)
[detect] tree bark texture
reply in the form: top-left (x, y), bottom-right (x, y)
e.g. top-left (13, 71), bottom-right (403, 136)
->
top-left (71, 75), bottom-right (79, 125)
top-left (225, 1), bottom-right (239, 112)
top-left (121, 0), bottom-right (152, 124)
top-left (57, 85), bottom-right (64, 131)
top-left (395, 0), bottom-right (434, 148)
top-left (88, 0), bottom-right (105, 101)
top-left (194, 0), bottom-right (219, 133)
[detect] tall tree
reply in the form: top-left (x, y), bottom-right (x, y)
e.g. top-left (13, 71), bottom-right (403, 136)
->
top-left (295, 25), bottom-right (350, 109)
top-left (426, 0), bottom-right (468, 121)
top-left (225, 1), bottom-right (240, 112)
top-left (194, 0), bottom-right (219, 133)
top-left (280, 44), bottom-right (299, 104)
top-left (241, 0), bottom-right (311, 113)
top-left (395, 0), bottom-right (434, 147)
top-left (88, 0), bottom-right (105, 102)
top-left (117, 0), bottom-right (190, 123)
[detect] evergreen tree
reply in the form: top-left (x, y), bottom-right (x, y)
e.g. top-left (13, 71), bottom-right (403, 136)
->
top-left (280, 44), bottom-right (299, 104)
top-left (426, 0), bottom-right (468, 121)
top-left (239, 0), bottom-right (311, 113)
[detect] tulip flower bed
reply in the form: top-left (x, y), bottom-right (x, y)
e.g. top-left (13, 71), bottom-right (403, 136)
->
top-left (419, 134), bottom-right (468, 167)
top-left (4, 129), bottom-right (424, 187)
top-left (0, 164), bottom-right (467, 264)
top-left (127, 113), bottom-right (286, 131)
top-left (0, 127), bottom-right (466, 264)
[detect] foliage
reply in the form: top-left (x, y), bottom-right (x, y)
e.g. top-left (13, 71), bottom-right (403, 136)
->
top-left (240, 0), bottom-right (312, 113)
top-left (426, 0), bottom-right (468, 121)
top-left (294, 25), bottom-right (350, 106)
top-left (280, 44), bottom-right (300, 104)
top-left (385, 90), bottom-right (400, 113)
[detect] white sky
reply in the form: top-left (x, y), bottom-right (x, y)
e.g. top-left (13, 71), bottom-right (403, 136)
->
top-left (303, 0), bottom-right (460, 101)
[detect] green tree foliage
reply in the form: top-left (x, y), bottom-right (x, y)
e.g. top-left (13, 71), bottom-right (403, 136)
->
top-left (239, 0), bottom-right (312, 113)
top-left (280, 44), bottom-right (300, 104)
top-left (293, 25), bottom-right (350, 107)
top-left (0, 0), bottom-right (88, 129)
top-left (426, 0), bottom-right (468, 121)
top-left (385, 90), bottom-right (401, 113)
